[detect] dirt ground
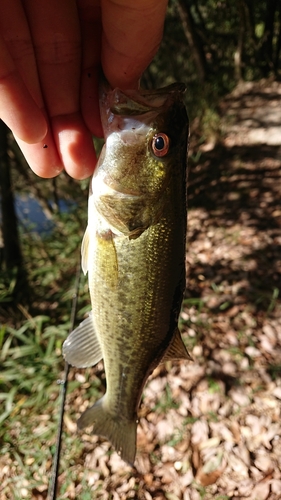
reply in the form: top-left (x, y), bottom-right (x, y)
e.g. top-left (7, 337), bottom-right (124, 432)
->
top-left (61, 79), bottom-right (281, 500)
top-left (2, 79), bottom-right (281, 500)
top-left (85, 79), bottom-right (281, 500)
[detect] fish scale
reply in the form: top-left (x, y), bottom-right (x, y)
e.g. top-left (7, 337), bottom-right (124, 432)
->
top-left (63, 80), bottom-right (190, 465)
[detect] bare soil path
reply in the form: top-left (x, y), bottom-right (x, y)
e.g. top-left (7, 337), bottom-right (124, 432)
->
top-left (64, 80), bottom-right (281, 499)
top-left (61, 80), bottom-right (281, 500)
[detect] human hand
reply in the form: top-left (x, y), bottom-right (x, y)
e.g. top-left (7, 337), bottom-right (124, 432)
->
top-left (0, 0), bottom-right (168, 179)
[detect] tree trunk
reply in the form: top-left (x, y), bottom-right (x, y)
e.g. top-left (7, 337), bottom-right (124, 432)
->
top-left (243, 0), bottom-right (257, 44)
top-left (274, 1), bottom-right (281, 74)
top-left (0, 121), bottom-right (22, 269)
top-left (234, 0), bottom-right (246, 82)
top-left (260, 0), bottom-right (279, 74)
top-left (177, 0), bottom-right (207, 83)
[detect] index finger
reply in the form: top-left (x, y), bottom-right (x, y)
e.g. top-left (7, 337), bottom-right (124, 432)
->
top-left (101, 0), bottom-right (168, 89)
top-left (22, 0), bottom-right (97, 179)
top-left (0, 34), bottom-right (47, 143)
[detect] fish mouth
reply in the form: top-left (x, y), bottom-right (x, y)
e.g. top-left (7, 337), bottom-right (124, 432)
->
top-left (111, 82), bottom-right (186, 114)
top-left (99, 79), bottom-right (186, 138)
top-left (100, 77), bottom-right (186, 114)
top-left (107, 127), bottom-right (148, 146)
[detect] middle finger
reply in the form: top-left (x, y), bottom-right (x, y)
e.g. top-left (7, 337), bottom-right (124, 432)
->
top-left (23, 0), bottom-right (97, 178)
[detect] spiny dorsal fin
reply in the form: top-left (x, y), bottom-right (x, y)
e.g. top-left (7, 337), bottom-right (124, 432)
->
top-left (62, 313), bottom-right (103, 368)
top-left (161, 328), bottom-right (193, 363)
top-left (81, 226), bottom-right (90, 275)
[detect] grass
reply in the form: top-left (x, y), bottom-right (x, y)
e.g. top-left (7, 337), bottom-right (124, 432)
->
top-left (207, 378), bottom-right (223, 394)
top-left (0, 317), bottom-right (67, 424)
top-left (267, 287), bottom-right (279, 314)
top-left (0, 315), bottom-right (69, 498)
top-left (0, 312), bottom-right (104, 499)
top-left (0, 198), bottom-right (97, 498)
top-left (153, 385), bottom-right (180, 414)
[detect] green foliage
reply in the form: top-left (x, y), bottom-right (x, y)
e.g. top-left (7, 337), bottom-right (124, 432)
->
top-left (0, 316), bottom-right (67, 426)
top-left (267, 287), bottom-right (279, 314)
top-left (0, 189), bottom-right (90, 404)
top-left (143, 0), bottom-right (281, 136)
top-left (153, 385), bottom-right (180, 413)
top-left (0, 268), bottom-right (18, 303)
top-left (0, 182), bottom-right (94, 497)
top-left (207, 377), bottom-right (222, 394)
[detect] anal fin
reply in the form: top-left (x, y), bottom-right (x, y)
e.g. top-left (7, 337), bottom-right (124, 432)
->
top-left (63, 312), bottom-right (103, 368)
top-left (162, 328), bottom-right (193, 363)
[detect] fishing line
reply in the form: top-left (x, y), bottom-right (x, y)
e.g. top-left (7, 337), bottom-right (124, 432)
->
top-left (48, 259), bottom-right (81, 500)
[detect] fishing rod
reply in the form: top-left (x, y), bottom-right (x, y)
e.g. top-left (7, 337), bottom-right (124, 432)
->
top-left (48, 259), bottom-right (81, 500)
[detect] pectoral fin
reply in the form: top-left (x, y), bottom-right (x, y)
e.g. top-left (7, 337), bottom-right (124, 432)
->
top-left (81, 226), bottom-right (90, 275)
top-left (162, 328), bottom-right (192, 363)
top-left (63, 313), bottom-right (103, 368)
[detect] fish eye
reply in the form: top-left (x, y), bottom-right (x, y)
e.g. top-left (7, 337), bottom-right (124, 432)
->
top-left (151, 133), bottom-right (170, 157)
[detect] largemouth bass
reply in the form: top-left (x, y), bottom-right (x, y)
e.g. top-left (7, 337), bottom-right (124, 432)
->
top-left (63, 81), bottom-right (190, 465)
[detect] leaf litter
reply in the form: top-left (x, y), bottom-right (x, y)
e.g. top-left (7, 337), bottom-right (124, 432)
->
top-left (1, 79), bottom-right (281, 499)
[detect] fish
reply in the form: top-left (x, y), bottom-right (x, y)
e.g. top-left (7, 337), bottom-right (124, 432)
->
top-left (63, 80), bottom-right (190, 465)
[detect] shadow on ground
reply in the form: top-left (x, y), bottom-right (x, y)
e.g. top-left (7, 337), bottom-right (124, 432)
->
top-left (186, 143), bottom-right (281, 314)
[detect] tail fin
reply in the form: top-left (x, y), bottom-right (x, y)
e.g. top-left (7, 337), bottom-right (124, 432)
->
top-left (77, 397), bottom-right (137, 466)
